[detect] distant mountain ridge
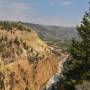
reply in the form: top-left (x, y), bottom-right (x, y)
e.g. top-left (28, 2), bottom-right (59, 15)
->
top-left (24, 23), bottom-right (78, 49)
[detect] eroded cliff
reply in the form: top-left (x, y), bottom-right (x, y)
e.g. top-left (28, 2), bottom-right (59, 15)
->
top-left (0, 21), bottom-right (59, 90)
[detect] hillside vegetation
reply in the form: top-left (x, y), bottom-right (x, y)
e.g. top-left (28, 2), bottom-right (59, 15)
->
top-left (0, 21), bottom-right (59, 90)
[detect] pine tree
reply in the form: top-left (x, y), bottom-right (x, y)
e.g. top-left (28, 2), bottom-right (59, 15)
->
top-left (14, 37), bottom-right (20, 46)
top-left (63, 2), bottom-right (90, 90)
top-left (4, 35), bottom-right (7, 41)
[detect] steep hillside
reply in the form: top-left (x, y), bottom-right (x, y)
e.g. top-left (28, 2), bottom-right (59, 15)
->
top-left (0, 21), bottom-right (59, 90)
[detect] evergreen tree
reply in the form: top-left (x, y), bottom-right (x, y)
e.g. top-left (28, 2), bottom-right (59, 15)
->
top-left (25, 86), bottom-right (29, 90)
top-left (4, 35), bottom-right (7, 41)
top-left (63, 2), bottom-right (90, 90)
top-left (14, 37), bottom-right (20, 46)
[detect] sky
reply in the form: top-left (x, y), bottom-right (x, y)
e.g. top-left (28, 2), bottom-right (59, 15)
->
top-left (0, 0), bottom-right (89, 26)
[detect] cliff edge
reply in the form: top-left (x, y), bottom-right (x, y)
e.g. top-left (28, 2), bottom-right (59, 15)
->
top-left (0, 21), bottom-right (59, 90)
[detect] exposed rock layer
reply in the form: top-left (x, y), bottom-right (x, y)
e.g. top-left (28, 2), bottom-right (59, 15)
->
top-left (0, 23), bottom-right (58, 90)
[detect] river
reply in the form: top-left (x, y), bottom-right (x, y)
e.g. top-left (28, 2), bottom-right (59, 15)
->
top-left (43, 54), bottom-right (69, 90)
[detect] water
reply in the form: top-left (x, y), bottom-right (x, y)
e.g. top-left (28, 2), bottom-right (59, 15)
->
top-left (44, 54), bottom-right (69, 90)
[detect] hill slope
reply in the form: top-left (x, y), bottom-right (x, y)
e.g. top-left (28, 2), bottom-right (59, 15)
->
top-left (24, 23), bottom-right (78, 49)
top-left (0, 21), bottom-right (59, 90)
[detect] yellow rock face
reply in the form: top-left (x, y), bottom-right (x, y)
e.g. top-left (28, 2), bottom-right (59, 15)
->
top-left (0, 27), bottom-right (59, 90)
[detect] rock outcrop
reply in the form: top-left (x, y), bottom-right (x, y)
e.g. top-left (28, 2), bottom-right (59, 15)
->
top-left (0, 21), bottom-right (59, 90)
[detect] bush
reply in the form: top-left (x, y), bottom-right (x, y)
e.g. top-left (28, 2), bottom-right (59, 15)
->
top-left (14, 37), bottom-right (20, 46)
top-left (25, 86), bottom-right (29, 90)
top-left (0, 21), bottom-right (12, 31)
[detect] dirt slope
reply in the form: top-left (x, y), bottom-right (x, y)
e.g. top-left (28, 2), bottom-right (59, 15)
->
top-left (0, 22), bottom-right (59, 90)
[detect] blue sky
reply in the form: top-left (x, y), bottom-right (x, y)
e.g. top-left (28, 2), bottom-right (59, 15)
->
top-left (0, 0), bottom-right (89, 26)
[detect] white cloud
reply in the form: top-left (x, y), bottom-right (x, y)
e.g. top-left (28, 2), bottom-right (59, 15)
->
top-left (0, 0), bottom-right (31, 21)
top-left (0, 1), bottom-right (31, 10)
top-left (49, 0), bottom-right (71, 6)
top-left (61, 1), bottom-right (71, 5)
top-left (11, 2), bottom-right (31, 10)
